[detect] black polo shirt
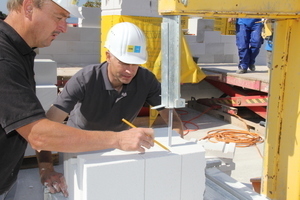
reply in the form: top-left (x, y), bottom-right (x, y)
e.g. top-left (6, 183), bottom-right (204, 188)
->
top-left (0, 20), bottom-right (46, 193)
top-left (54, 62), bottom-right (162, 131)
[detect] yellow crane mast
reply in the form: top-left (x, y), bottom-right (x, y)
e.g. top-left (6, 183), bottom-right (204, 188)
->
top-left (158, 0), bottom-right (300, 199)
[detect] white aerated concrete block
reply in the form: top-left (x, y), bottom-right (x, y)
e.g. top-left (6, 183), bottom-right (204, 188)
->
top-left (86, 156), bottom-right (144, 200)
top-left (78, 7), bottom-right (101, 28)
top-left (55, 27), bottom-right (81, 41)
top-left (204, 31), bottom-right (222, 43)
top-left (63, 128), bottom-right (206, 200)
top-left (36, 27), bottom-right (100, 65)
top-left (199, 140), bottom-right (236, 159)
top-left (205, 43), bottom-right (225, 55)
top-left (34, 59), bottom-right (57, 85)
top-left (142, 152), bottom-right (181, 200)
top-left (184, 35), bottom-right (198, 43)
top-left (188, 43), bottom-right (206, 56)
top-left (221, 34), bottom-right (236, 44)
top-left (38, 41), bottom-right (68, 54)
top-left (187, 18), bottom-right (202, 35)
top-left (169, 137), bottom-right (206, 200)
top-left (188, 18), bottom-right (214, 34)
top-left (36, 85), bottom-right (57, 111)
top-left (101, 0), bottom-right (159, 17)
top-left (224, 43), bottom-right (238, 54)
top-left (80, 28), bottom-right (100, 42)
top-left (198, 54), bottom-right (215, 63)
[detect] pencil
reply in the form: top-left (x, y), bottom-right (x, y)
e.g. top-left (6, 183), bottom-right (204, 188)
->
top-left (122, 118), bottom-right (171, 152)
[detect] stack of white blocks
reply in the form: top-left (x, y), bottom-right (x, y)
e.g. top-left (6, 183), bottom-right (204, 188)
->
top-left (185, 18), bottom-right (239, 63)
top-left (34, 59), bottom-right (58, 112)
top-left (185, 17), bottom-right (267, 65)
top-left (101, 0), bottom-right (159, 17)
top-left (25, 59), bottom-right (58, 156)
top-left (78, 7), bottom-right (101, 28)
top-left (63, 128), bottom-right (206, 200)
top-left (35, 26), bottom-right (100, 66)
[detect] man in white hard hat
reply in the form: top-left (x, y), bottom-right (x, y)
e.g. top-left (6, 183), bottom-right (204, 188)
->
top-left (45, 22), bottom-right (183, 141)
top-left (0, 1), bottom-right (155, 199)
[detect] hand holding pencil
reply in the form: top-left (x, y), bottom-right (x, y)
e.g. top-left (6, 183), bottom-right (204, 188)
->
top-left (122, 118), bottom-right (171, 152)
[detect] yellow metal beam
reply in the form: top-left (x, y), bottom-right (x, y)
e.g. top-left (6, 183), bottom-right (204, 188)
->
top-left (262, 19), bottom-right (300, 199)
top-left (158, 0), bottom-right (300, 18)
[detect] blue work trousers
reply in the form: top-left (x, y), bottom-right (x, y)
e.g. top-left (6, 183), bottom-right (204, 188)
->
top-left (236, 22), bottom-right (263, 70)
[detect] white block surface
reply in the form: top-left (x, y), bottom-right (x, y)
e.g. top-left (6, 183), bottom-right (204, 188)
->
top-left (199, 140), bottom-right (236, 159)
top-left (34, 59), bottom-right (57, 85)
top-left (221, 34), bottom-right (236, 43)
top-left (55, 27), bottom-right (81, 41)
top-left (142, 152), bottom-right (181, 200)
top-left (188, 43), bottom-right (206, 55)
top-left (204, 31), bottom-right (222, 43)
top-left (37, 27), bottom-right (100, 65)
top-left (82, 152), bottom-right (144, 200)
top-left (64, 128), bottom-right (206, 200)
top-left (78, 7), bottom-right (101, 28)
top-left (36, 85), bottom-right (57, 111)
top-left (101, 0), bottom-right (159, 17)
top-left (205, 43), bottom-right (225, 55)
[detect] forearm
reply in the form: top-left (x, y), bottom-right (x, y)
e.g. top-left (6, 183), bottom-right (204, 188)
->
top-left (46, 105), bottom-right (69, 123)
top-left (17, 118), bottom-right (154, 153)
top-left (36, 150), bottom-right (68, 197)
top-left (36, 150), bottom-right (54, 171)
top-left (18, 119), bottom-right (119, 153)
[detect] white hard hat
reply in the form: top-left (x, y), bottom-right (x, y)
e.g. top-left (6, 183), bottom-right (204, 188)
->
top-left (104, 22), bottom-right (148, 64)
top-left (51, 0), bottom-right (84, 19)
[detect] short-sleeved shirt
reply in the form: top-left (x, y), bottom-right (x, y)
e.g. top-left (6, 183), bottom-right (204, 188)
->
top-left (0, 20), bottom-right (46, 194)
top-left (54, 62), bottom-right (161, 131)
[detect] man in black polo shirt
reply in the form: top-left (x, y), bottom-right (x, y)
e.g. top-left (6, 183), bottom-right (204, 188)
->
top-left (0, 1), bottom-right (155, 199)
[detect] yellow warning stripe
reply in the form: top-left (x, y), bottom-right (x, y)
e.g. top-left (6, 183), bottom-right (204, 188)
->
top-left (246, 98), bottom-right (268, 104)
top-left (210, 98), bottom-right (268, 105)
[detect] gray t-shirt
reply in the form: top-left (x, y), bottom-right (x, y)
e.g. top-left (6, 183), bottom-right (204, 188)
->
top-left (54, 62), bottom-right (161, 131)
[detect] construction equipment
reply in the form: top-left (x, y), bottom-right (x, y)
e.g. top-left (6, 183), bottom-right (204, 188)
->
top-left (158, 0), bottom-right (300, 199)
top-left (153, 15), bottom-right (186, 146)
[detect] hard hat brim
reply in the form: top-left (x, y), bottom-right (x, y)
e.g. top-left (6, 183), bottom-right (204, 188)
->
top-left (51, 1), bottom-right (84, 19)
top-left (117, 54), bottom-right (147, 65)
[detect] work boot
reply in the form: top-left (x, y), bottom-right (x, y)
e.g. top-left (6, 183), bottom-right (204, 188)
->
top-left (249, 64), bottom-right (256, 71)
top-left (236, 68), bottom-right (247, 74)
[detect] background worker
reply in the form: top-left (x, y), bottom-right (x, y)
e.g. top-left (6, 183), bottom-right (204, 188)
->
top-left (0, 1), bottom-right (154, 199)
top-left (229, 18), bottom-right (264, 74)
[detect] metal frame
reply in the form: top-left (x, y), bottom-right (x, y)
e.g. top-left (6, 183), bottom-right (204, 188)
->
top-left (159, 1), bottom-right (300, 199)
